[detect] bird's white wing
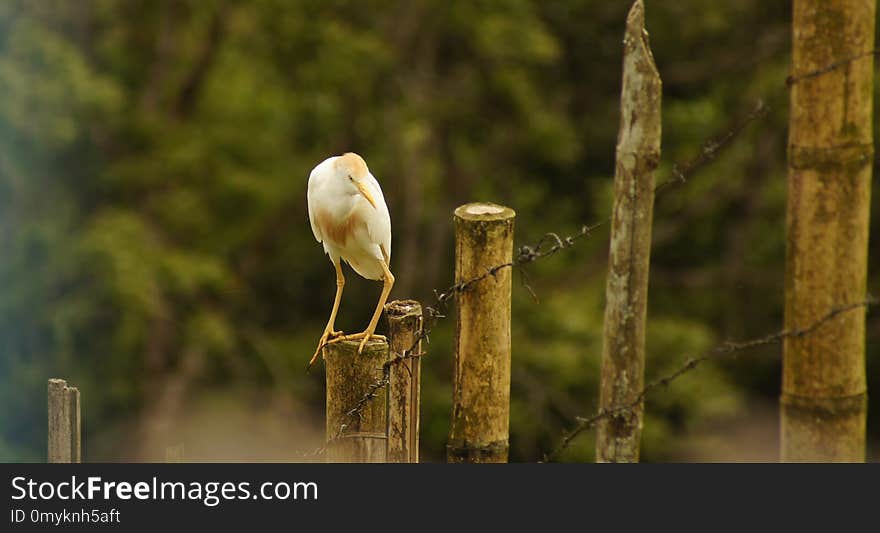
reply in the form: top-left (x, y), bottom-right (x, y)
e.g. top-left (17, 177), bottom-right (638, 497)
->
top-left (307, 158), bottom-right (333, 243)
top-left (307, 198), bottom-right (322, 243)
top-left (365, 173), bottom-right (392, 261)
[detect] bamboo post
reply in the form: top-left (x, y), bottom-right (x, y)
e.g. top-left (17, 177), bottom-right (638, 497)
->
top-left (595, 0), bottom-right (661, 463)
top-left (386, 299), bottom-right (423, 463)
top-left (48, 378), bottom-right (81, 463)
top-left (447, 203), bottom-right (515, 463)
top-left (782, 0), bottom-right (874, 462)
top-left (324, 338), bottom-right (389, 462)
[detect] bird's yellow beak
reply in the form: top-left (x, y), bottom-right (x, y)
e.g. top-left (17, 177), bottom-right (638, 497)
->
top-left (356, 181), bottom-right (378, 209)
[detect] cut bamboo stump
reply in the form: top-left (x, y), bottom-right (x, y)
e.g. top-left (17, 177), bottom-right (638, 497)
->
top-left (447, 202), bottom-right (515, 463)
top-left (324, 338), bottom-right (389, 462)
top-left (596, 0), bottom-right (661, 463)
top-left (782, 0), bottom-right (874, 462)
top-left (386, 300), bottom-right (423, 463)
top-left (48, 378), bottom-right (81, 463)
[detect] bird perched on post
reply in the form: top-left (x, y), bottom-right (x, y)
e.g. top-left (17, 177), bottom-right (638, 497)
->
top-left (306, 152), bottom-right (394, 369)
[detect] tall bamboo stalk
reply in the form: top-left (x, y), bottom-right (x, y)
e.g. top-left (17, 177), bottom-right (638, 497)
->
top-left (782, 0), bottom-right (874, 462)
top-left (595, 0), bottom-right (661, 463)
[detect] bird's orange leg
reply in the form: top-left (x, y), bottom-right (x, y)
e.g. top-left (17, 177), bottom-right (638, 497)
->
top-left (326, 259), bottom-right (394, 355)
top-left (307, 261), bottom-right (346, 370)
top-left (357, 259), bottom-right (394, 354)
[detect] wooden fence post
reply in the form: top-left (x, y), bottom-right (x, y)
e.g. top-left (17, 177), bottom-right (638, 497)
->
top-left (324, 338), bottom-right (389, 462)
top-left (595, 0), bottom-right (662, 463)
top-left (386, 300), bottom-right (423, 463)
top-left (48, 378), bottom-right (81, 463)
top-left (782, 0), bottom-right (874, 461)
top-left (447, 203), bottom-right (515, 463)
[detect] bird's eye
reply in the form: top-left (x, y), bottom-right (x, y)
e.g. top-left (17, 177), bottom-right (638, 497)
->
top-left (348, 175), bottom-right (353, 181)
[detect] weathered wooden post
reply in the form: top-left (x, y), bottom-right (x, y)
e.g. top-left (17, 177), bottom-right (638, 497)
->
top-left (782, 0), bottom-right (874, 461)
top-left (386, 300), bottom-right (423, 463)
top-left (595, 0), bottom-right (662, 463)
top-left (324, 338), bottom-right (389, 462)
top-left (447, 203), bottom-right (515, 463)
top-left (48, 378), bottom-right (81, 463)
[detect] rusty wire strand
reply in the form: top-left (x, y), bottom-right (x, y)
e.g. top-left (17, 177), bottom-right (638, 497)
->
top-left (543, 297), bottom-right (877, 461)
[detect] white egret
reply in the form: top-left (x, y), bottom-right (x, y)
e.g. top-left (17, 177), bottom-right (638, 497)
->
top-left (306, 152), bottom-right (394, 369)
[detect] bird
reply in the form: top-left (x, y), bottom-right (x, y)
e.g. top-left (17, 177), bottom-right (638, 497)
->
top-left (306, 152), bottom-right (394, 369)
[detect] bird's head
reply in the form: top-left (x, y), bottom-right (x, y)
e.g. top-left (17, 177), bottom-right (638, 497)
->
top-left (334, 152), bottom-right (377, 209)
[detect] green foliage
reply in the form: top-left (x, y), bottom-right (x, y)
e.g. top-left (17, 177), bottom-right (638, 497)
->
top-left (1, 0), bottom-right (877, 462)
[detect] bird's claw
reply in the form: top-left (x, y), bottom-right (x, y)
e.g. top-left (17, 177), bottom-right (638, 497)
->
top-left (306, 343), bottom-right (324, 373)
top-left (307, 329), bottom-right (346, 372)
top-left (357, 336), bottom-right (370, 355)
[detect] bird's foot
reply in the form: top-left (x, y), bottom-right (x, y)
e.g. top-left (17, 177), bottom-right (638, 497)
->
top-left (307, 329), bottom-right (347, 372)
top-left (357, 333), bottom-right (377, 355)
top-left (325, 332), bottom-right (386, 342)
top-left (324, 331), bottom-right (386, 354)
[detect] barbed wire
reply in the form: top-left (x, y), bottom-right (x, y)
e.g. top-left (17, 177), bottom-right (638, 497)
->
top-left (314, 48), bottom-right (869, 462)
top-left (655, 100), bottom-right (769, 195)
top-left (786, 49), bottom-right (880, 87)
top-left (543, 297), bottom-right (877, 461)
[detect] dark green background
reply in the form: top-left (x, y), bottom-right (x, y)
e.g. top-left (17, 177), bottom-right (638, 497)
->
top-left (1, 0), bottom-right (877, 462)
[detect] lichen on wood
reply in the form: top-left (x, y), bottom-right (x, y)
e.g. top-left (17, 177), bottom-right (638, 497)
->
top-left (447, 203), bottom-right (515, 463)
top-left (595, 0), bottom-right (661, 463)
